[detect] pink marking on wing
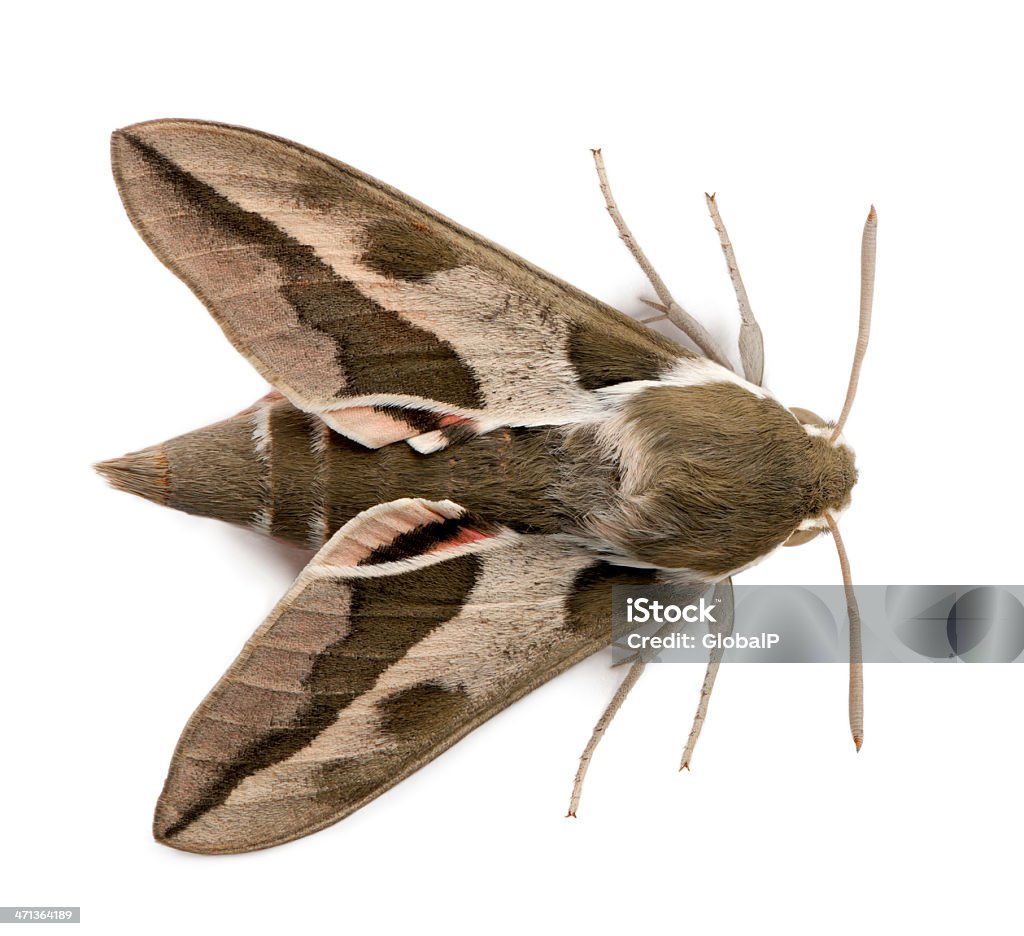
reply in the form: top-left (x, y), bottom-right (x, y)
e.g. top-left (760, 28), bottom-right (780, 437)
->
top-left (321, 512), bottom-right (422, 565)
top-left (319, 501), bottom-right (465, 567)
top-left (428, 527), bottom-right (493, 554)
top-left (324, 407), bottom-right (419, 446)
top-left (321, 538), bottom-right (374, 567)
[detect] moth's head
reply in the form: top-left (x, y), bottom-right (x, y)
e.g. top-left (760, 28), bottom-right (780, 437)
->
top-left (783, 406), bottom-right (858, 547)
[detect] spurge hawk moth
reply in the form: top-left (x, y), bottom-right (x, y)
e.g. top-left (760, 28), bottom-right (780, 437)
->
top-left (98, 120), bottom-right (875, 854)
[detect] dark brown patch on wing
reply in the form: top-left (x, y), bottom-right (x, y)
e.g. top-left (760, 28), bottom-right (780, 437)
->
top-left (566, 317), bottom-right (685, 390)
top-left (360, 217), bottom-right (462, 282)
top-left (157, 555), bottom-right (481, 842)
top-left (116, 132), bottom-right (483, 409)
top-left (565, 562), bottom-right (660, 639)
top-left (371, 404), bottom-right (445, 434)
top-left (376, 682), bottom-right (472, 739)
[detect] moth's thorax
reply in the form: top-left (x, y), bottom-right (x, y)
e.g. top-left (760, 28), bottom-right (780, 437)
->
top-left (571, 381), bottom-right (858, 577)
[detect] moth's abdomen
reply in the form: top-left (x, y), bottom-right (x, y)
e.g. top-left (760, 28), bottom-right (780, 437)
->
top-left (96, 397), bottom-right (564, 546)
top-left (96, 409), bottom-right (266, 529)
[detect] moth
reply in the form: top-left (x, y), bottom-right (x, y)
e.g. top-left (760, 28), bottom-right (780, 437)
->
top-left (98, 120), bottom-right (875, 854)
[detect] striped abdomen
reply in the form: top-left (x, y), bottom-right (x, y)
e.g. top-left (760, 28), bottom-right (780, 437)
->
top-left (97, 395), bottom-right (568, 548)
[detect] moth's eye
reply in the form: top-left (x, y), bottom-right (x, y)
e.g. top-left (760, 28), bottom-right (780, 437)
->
top-left (784, 528), bottom-right (822, 547)
top-left (790, 407), bottom-right (829, 428)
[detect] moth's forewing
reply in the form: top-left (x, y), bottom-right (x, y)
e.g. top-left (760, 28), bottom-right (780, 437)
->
top-left (111, 120), bottom-right (688, 451)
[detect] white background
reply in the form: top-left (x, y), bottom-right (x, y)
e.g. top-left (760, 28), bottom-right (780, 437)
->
top-left (3, 2), bottom-right (1022, 933)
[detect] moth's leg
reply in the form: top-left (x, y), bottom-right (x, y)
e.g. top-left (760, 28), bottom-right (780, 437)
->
top-left (567, 656), bottom-right (646, 817)
top-left (704, 194), bottom-right (765, 386)
top-left (570, 609), bottom-right (697, 815)
top-left (590, 150), bottom-right (732, 370)
top-left (636, 300), bottom-right (672, 326)
top-left (680, 577), bottom-right (735, 769)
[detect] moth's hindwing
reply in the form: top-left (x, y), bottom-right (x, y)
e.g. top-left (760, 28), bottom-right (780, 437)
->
top-left (111, 120), bottom-right (694, 451)
top-left (155, 499), bottom-right (662, 854)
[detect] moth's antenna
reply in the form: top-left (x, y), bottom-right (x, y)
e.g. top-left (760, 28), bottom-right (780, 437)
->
top-left (826, 513), bottom-right (863, 750)
top-left (590, 149), bottom-right (732, 370)
top-left (567, 656), bottom-right (646, 817)
top-left (831, 206), bottom-right (877, 442)
top-left (824, 208), bottom-right (874, 747)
